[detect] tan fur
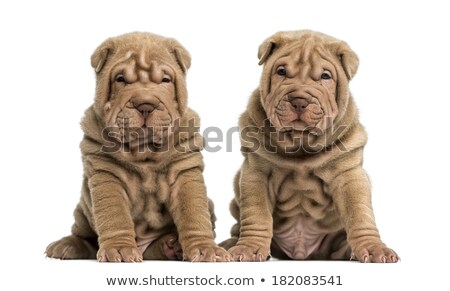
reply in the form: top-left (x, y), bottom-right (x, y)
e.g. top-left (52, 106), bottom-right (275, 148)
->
top-left (46, 32), bottom-right (229, 262)
top-left (220, 30), bottom-right (399, 263)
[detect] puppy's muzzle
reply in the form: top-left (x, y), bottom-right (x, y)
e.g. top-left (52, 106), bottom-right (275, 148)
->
top-left (288, 96), bottom-right (309, 115)
top-left (286, 94), bottom-right (324, 125)
top-left (130, 95), bottom-right (159, 119)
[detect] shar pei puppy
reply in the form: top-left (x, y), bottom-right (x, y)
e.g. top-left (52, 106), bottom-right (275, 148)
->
top-left (220, 30), bottom-right (399, 263)
top-left (46, 32), bottom-right (229, 262)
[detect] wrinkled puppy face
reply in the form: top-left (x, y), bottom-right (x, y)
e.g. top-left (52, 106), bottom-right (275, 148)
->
top-left (258, 30), bottom-right (359, 136)
top-left (91, 32), bottom-right (191, 149)
top-left (106, 54), bottom-right (178, 146)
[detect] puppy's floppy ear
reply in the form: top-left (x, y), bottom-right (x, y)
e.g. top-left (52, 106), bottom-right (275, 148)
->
top-left (166, 38), bottom-right (191, 115)
top-left (91, 39), bottom-right (115, 73)
top-left (258, 39), bottom-right (276, 66)
top-left (332, 41), bottom-right (359, 80)
top-left (167, 38), bottom-right (191, 73)
top-left (258, 32), bottom-right (290, 65)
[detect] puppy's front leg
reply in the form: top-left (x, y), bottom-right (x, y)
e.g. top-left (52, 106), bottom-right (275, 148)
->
top-left (168, 168), bottom-right (230, 262)
top-left (331, 167), bottom-right (399, 263)
top-left (229, 159), bottom-right (273, 262)
top-left (89, 172), bottom-right (142, 262)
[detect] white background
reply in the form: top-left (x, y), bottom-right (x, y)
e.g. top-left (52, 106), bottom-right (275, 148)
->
top-left (1, 0), bottom-right (449, 290)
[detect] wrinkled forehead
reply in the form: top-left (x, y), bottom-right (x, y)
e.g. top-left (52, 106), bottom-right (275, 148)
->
top-left (112, 44), bottom-right (175, 71)
top-left (275, 37), bottom-right (335, 67)
top-left (107, 49), bottom-right (178, 85)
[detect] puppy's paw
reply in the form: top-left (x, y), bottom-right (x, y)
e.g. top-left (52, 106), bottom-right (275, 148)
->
top-left (46, 235), bottom-right (97, 259)
top-left (228, 245), bottom-right (270, 262)
top-left (351, 243), bottom-right (400, 263)
top-left (183, 245), bottom-right (231, 262)
top-left (97, 246), bottom-right (143, 262)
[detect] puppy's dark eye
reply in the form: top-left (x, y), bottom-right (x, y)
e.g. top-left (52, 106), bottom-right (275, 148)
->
top-left (116, 74), bottom-right (126, 83)
top-left (161, 75), bottom-right (172, 83)
top-left (321, 71), bottom-right (332, 80)
top-left (276, 66), bottom-right (287, 76)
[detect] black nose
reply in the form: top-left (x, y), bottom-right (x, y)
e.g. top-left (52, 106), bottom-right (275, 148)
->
top-left (289, 98), bottom-right (309, 114)
top-left (132, 101), bottom-right (155, 115)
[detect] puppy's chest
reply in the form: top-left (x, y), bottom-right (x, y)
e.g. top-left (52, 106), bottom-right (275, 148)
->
top-left (127, 170), bottom-right (173, 247)
top-left (269, 167), bottom-right (334, 221)
top-left (128, 170), bottom-right (171, 220)
top-left (139, 171), bottom-right (161, 194)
